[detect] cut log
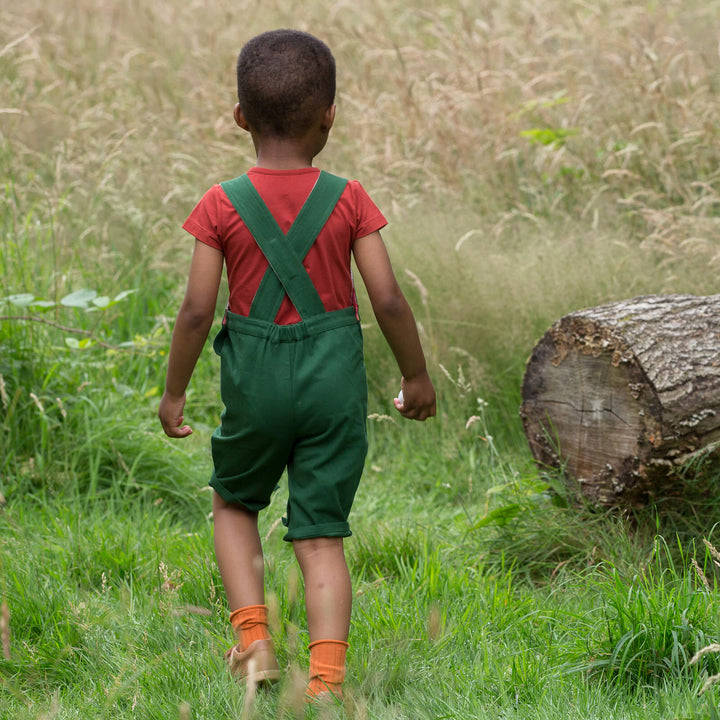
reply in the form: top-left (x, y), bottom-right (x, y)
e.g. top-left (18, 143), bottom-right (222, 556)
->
top-left (520, 294), bottom-right (720, 506)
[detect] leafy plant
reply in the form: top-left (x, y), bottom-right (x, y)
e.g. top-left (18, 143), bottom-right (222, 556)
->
top-left (1, 288), bottom-right (138, 349)
top-left (520, 126), bottom-right (578, 147)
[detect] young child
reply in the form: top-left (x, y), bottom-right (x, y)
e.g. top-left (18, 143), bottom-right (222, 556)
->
top-left (158, 29), bottom-right (436, 701)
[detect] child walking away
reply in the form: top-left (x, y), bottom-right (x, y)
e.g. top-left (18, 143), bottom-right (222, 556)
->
top-left (158, 29), bottom-right (436, 702)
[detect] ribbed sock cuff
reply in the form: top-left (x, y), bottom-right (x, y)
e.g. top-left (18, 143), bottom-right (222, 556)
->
top-left (229, 604), bottom-right (270, 649)
top-left (308, 639), bottom-right (349, 686)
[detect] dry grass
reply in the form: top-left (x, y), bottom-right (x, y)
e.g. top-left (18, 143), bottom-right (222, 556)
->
top-left (2, 0), bottom-right (719, 372)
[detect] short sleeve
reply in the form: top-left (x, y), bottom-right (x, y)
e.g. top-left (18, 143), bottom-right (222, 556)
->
top-left (346, 180), bottom-right (387, 240)
top-left (182, 185), bottom-right (225, 251)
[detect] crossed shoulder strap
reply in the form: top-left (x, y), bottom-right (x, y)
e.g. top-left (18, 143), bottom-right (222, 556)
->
top-left (221, 171), bottom-right (348, 321)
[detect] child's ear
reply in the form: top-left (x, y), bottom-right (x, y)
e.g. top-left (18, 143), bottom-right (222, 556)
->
top-left (321, 104), bottom-right (336, 132)
top-left (233, 104), bottom-right (250, 131)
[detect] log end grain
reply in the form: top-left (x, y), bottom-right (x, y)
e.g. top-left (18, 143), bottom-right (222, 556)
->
top-left (521, 294), bottom-right (720, 506)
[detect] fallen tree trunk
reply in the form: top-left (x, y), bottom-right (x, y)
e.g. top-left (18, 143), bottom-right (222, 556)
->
top-left (520, 294), bottom-right (720, 506)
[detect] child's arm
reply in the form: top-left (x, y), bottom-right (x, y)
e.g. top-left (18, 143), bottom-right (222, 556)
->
top-left (159, 240), bottom-right (224, 438)
top-left (352, 230), bottom-right (436, 421)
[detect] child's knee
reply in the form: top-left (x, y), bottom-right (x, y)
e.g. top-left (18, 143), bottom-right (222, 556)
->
top-left (293, 536), bottom-right (345, 564)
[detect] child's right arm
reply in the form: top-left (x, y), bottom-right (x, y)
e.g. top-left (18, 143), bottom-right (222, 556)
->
top-left (352, 230), bottom-right (436, 421)
top-left (159, 240), bottom-right (224, 438)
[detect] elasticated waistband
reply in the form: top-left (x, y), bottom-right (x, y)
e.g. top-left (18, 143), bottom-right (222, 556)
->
top-left (222, 306), bottom-right (359, 342)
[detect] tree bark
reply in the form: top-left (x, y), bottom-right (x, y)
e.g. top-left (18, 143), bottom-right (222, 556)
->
top-left (520, 294), bottom-right (720, 506)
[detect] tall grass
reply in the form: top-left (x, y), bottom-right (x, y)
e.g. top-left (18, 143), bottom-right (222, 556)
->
top-left (3, 0), bottom-right (718, 318)
top-left (3, 0), bottom-right (720, 718)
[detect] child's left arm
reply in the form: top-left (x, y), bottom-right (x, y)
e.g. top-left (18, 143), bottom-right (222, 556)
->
top-left (159, 240), bottom-right (224, 438)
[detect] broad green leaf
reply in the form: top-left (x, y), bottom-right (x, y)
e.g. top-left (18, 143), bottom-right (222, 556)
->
top-left (6, 293), bottom-right (35, 307)
top-left (92, 296), bottom-right (112, 308)
top-left (113, 289), bottom-right (138, 302)
top-left (473, 503), bottom-right (522, 529)
top-left (29, 300), bottom-right (57, 311)
top-left (520, 127), bottom-right (577, 146)
top-left (61, 289), bottom-right (97, 308)
top-left (64, 337), bottom-right (95, 349)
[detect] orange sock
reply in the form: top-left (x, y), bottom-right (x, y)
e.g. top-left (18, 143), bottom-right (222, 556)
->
top-left (229, 604), bottom-right (271, 650)
top-left (307, 639), bottom-right (349, 699)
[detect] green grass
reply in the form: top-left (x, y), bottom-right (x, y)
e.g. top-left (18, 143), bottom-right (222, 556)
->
top-left (3, 0), bottom-right (720, 717)
top-left (3, 382), bottom-right (720, 718)
top-left (3, 485), bottom-right (720, 719)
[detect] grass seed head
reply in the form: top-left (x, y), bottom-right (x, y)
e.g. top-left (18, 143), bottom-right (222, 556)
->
top-left (1, 599), bottom-right (9, 659)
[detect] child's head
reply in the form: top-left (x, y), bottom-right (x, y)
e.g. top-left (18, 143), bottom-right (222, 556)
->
top-left (236, 30), bottom-right (336, 139)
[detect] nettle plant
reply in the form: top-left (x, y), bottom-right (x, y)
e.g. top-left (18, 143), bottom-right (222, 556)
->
top-left (1, 288), bottom-right (137, 350)
top-left (0, 287), bottom-right (184, 499)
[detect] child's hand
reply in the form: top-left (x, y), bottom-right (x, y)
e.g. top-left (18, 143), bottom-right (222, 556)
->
top-left (393, 372), bottom-right (436, 421)
top-left (159, 391), bottom-right (193, 438)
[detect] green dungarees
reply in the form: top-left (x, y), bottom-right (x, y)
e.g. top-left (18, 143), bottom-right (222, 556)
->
top-left (210, 172), bottom-right (368, 541)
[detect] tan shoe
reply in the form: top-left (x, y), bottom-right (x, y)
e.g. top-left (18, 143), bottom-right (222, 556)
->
top-left (225, 638), bottom-right (281, 687)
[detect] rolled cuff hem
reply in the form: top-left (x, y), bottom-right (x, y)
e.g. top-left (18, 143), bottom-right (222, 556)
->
top-left (209, 476), bottom-right (271, 513)
top-left (282, 521), bottom-right (352, 542)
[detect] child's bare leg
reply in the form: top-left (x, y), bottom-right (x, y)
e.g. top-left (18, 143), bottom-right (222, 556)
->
top-left (212, 492), bottom-right (280, 684)
top-left (293, 536), bottom-right (351, 640)
top-left (212, 491), bottom-right (265, 609)
top-left (293, 536), bottom-right (351, 698)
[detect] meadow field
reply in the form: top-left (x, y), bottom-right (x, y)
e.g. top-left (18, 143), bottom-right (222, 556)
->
top-left (2, 0), bottom-right (720, 717)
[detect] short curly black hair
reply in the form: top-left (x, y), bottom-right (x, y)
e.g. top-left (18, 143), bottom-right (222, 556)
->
top-left (236, 29), bottom-right (336, 138)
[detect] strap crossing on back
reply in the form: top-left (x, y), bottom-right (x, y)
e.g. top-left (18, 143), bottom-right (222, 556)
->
top-left (221, 171), bottom-right (348, 321)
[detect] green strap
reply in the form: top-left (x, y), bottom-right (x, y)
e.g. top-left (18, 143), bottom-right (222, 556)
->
top-left (220, 171), bottom-right (348, 321)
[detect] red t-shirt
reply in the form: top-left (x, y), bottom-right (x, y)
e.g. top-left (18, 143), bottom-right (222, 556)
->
top-left (183, 167), bottom-right (387, 325)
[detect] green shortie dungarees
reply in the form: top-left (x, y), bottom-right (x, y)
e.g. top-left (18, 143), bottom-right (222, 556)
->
top-left (210, 172), bottom-right (368, 541)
